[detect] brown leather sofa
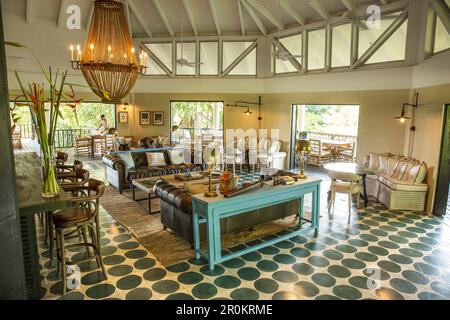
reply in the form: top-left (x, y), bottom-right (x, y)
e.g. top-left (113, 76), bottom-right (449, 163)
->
top-left (154, 180), bottom-right (299, 243)
top-left (103, 149), bottom-right (202, 193)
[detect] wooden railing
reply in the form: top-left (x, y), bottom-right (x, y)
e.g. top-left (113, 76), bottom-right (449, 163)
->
top-left (18, 124), bottom-right (35, 139)
top-left (54, 128), bottom-right (93, 149)
top-left (302, 131), bottom-right (357, 143)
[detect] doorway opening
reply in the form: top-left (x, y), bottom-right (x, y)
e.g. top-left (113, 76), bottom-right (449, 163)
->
top-left (290, 104), bottom-right (360, 169)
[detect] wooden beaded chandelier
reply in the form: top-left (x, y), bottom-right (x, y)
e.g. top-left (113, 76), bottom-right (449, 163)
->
top-left (70, 0), bottom-right (147, 103)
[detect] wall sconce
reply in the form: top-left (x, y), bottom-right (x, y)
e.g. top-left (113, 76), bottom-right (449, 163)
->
top-left (123, 102), bottom-right (129, 111)
top-left (226, 96), bottom-right (262, 125)
top-left (395, 92), bottom-right (419, 131)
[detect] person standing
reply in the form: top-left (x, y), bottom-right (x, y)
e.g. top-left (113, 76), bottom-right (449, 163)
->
top-left (97, 114), bottom-right (109, 135)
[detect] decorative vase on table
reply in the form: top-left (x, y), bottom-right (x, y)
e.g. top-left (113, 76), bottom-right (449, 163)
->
top-left (6, 42), bottom-right (85, 198)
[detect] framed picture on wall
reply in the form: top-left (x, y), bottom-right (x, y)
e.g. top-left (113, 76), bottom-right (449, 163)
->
top-left (140, 111), bottom-right (151, 125)
top-left (153, 111), bottom-right (164, 126)
top-left (118, 111), bottom-right (128, 123)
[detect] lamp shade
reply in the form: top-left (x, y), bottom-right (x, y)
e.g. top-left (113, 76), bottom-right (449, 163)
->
top-left (295, 139), bottom-right (311, 153)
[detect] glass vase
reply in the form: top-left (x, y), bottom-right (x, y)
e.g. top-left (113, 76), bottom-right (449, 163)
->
top-left (41, 147), bottom-right (60, 198)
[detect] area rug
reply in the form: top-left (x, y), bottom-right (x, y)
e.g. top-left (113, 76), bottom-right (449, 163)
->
top-left (101, 186), bottom-right (310, 267)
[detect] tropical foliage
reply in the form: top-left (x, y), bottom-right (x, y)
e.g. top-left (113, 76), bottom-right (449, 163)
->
top-left (303, 105), bottom-right (359, 136)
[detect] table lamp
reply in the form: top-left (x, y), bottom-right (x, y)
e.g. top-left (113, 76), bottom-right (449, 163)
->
top-left (295, 139), bottom-right (311, 179)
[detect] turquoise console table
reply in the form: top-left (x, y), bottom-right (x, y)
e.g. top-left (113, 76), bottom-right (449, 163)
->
top-left (192, 177), bottom-right (321, 270)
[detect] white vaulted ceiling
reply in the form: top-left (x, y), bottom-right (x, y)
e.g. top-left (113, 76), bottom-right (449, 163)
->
top-left (1, 0), bottom-right (391, 38)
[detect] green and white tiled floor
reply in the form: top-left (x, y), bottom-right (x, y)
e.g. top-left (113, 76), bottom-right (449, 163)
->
top-left (38, 195), bottom-right (450, 300)
top-left (37, 156), bottom-right (450, 300)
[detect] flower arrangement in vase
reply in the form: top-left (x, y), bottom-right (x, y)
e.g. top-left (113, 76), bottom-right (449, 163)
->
top-left (6, 41), bottom-right (104, 197)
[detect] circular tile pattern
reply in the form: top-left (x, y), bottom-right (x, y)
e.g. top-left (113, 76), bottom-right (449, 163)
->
top-left (143, 268), bottom-right (166, 281)
top-left (230, 288), bottom-right (259, 300)
top-left (256, 260), bottom-right (279, 272)
top-left (312, 273), bottom-right (336, 288)
top-left (124, 249), bottom-right (147, 259)
top-left (178, 271), bottom-right (204, 285)
top-left (332, 285), bottom-right (362, 300)
top-left (214, 275), bottom-right (241, 289)
top-left (192, 283), bottom-right (218, 299)
top-left (125, 287), bottom-right (152, 300)
top-left (237, 267), bottom-right (260, 281)
top-left (152, 280), bottom-right (179, 294)
top-left (85, 283), bottom-right (115, 299)
top-left (273, 254), bottom-right (296, 265)
top-left (272, 270), bottom-right (298, 283)
top-left (292, 263), bottom-right (314, 275)
top-left (254, 278), bottom-right (279, 294)
top-left (323, 249), bottom-right (343, 261)
top-left (308, 256), bottom-right (329, 268)
top-left (389, 278), bottom-right (417, 294)
top-left (116, 275), bottom-right (142, 290)
top-left (107, 265), bottom-right (133, 277)
top-left (294, 281), bottom-right (319, 298)
top-left (328, 265), bottom-right (351, 278)
top-left (290, 247), bottom-right (311, 258)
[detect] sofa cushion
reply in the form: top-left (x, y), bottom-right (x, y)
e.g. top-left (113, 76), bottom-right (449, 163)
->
top-left (378, 175), bottom-right (428, 192)
top-left (405, 162), bottom-right (422, 183)
top-left (415, 162), bottom-right (427, 184)
top-left (118, 152), bottom-right (135, 170)
top-left (168, 149), bottom-right (184, 165)
top-left (368, 152), bottom-right (380, 170)
top-left (146, 152), bottom-right (167, 166)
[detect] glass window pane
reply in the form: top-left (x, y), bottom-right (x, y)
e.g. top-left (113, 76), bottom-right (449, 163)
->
top-left (145, 43), bottom-right (172, 71)
top-left (366, 19), bottom-right (408, 64)
top-left (223, 41), bottom-right (253, 70)
top-left (145, 59), bottom-right (167, 75)
top-left (228, 47), bottom-right (256, 75)
top-left (358, 13), bottom-right (401, 58)
top-left (332, 24), bottom-right (351, 68)
top-left (308, 29), bottom-right (325, 70)
top-left (434, 16), bottom-right (450, 53)
top-left (275, 33), bottom-right (302, 74)
top-left (176, 42), bottom-right (196, 75)
top-left (200, 42), bottom-right (218, 75)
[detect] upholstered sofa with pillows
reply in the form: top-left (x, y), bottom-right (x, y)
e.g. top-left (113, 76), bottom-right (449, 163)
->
top-left (102, 147), bottom-right (202, 193)
top-left (362, 152), bottom-right (428, 211)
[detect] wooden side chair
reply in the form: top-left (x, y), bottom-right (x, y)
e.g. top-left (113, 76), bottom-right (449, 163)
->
top-left (308, 139), bottom-right (331, 166)
top-left (73, 135), bottom-right (92, 157)
top-left (338, 142), bottom-right (356, 162)
top-left (53, 179), bottom-right (107, 295)
top-left (327, 170), bottom-right (361, 223)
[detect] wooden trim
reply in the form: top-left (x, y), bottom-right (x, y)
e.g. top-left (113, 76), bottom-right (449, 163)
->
top-left (433, 104), bottom-right (450, 216)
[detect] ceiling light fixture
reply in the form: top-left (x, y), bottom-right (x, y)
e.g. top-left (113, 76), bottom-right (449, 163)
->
top-left (69, 0), bottom-right (148, 103)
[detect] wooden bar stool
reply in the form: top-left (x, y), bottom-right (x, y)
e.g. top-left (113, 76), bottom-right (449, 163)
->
top-left (53, 179), bottom-right (107, 295)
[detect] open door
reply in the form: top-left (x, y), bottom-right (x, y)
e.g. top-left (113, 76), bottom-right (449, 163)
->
top-left (433, 104), bottom-right (450, 216)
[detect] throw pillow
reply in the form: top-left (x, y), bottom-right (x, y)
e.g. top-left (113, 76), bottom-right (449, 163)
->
top-left (386, 157), bottom-right (399, 175)
top-left (168, 149), bottom-right (185, 165)
top-left (406, 162), bottom-right (422, 183)
top-left (415, 162), bottom-right (427, 184)
top-left (378, 154), bottom-right (389, 173)
top-left (392, 160), bottom-right (408, 179)
top-left (400, 159), bottom-right (419, 181)
top-left (368, 152), bottom-right (380, 170)
top-left (146, 152), bottom-right (167, 167)
top-left (118, 152), bottom-right (135, 170)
